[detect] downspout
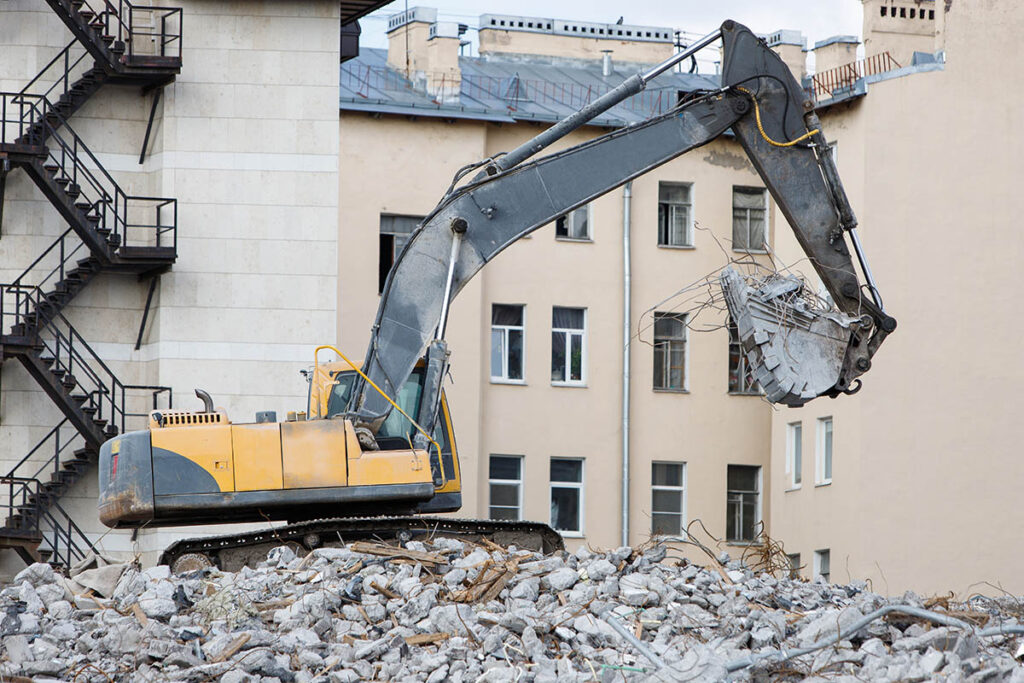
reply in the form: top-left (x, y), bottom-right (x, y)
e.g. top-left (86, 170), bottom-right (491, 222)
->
top-left (621, 181), bottom-right (632, 547)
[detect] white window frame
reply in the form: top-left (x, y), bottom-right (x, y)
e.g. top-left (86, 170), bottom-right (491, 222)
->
top-left (488, 454), bottom-right (523, 521)
top-left (814, 548), bottom-right (831, 582)
top-left (650, 461), bottom-right (687, 537)
top-left (726, 464), bottom-right (762, 543)
top-left (555, 204), bottom-right (592, 241)
top-left (549, 457), bottom-right (585, 537)
top-left (551, 307), bottom-right (587, 387)
top-left (653, 311), bottom-right (688, 392)
top-left (731, 186), bottom-right (769, 254)
top-left (657, 181), bottom-right (694, 248)
top-left (816, 416), bottom-right (833, 485)
top-left (786, 421), bottom-right (802, 490)
top-left (490, 304), bottom-right (526, 384)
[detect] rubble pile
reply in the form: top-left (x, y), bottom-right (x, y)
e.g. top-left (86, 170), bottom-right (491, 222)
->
top-left (2, 539), bottom-right (1024, 682)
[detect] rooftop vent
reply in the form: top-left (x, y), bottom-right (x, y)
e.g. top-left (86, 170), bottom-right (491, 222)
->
top-left (387, 6), bottom-right (437, 33)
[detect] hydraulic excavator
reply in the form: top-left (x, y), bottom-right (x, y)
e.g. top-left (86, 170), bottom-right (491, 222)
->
top-left (97, 21), bottom-right (896, 571)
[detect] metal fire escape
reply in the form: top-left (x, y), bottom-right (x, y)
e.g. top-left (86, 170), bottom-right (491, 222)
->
top-left (0, 0), bottom-right (182, 567)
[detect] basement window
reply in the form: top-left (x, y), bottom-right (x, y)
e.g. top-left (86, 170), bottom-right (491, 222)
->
top-left (379, 214), bottom-right (421, 294)
top-left (814, 549), bottom-right (831, 582)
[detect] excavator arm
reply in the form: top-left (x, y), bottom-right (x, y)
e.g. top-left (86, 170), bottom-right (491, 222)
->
top-left (350, 20), bottom-right (896, 435)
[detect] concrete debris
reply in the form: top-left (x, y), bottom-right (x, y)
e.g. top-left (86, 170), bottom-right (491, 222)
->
top-left (2, 539), bottom-right (1023, 682)
top-left (720, 266), bottom-right (862, 407)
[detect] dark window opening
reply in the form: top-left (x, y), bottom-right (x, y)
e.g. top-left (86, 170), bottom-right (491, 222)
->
top-left (900, 7), bottom-right (906, 17)
top-left (880, 6), bottom-right (887, 16)
top-left (379, 215), bottom-right (421, 294)
top-left (909, 8), bottom-right (916, 18)
top-left (929, 9), bottom-right (934, 19)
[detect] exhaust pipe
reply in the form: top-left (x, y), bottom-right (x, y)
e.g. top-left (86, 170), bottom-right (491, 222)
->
top-left (195, 389), bottom-right (214, 413)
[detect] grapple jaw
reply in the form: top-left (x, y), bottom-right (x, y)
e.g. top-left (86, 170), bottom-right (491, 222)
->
top-left (720, 267), bottom-right (868, 407)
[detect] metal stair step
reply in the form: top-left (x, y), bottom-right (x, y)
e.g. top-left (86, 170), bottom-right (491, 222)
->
top-left (65, 184), bottom-right (81, 199)
top-left (104, 424), bottom-right (119, 438)
top-left (39, 355), bottom-right (55, 367)
top-left (43, 163), bottom-right (59, 175)
top-left (110, 42), bottom-right (126, 55)
top-left (69, 393), bottom-right (88, 404)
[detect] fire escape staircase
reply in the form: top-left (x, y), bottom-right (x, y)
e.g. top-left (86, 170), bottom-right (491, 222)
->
top-left (0, 0), bottom-right (181, 567)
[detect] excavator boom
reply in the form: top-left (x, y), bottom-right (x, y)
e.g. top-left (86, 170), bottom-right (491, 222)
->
top-left (352, 20), bottom-right (896, 431)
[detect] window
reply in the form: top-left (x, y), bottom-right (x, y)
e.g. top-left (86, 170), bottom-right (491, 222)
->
top-left (550, 458), bottom-right (583, 535)
top-left (732, 187), bottom-right (768, 252)
top-left (817, 417), bottom-right (833, 484)
top-left (491, 304), bottom-right (524, 382)
top-left (814, 549), bottom-right (831, 582)
top-left (787, 553), bottom-right (801, 579)
top-left (555, 204), bottom-right (591, 240)
top-left (653, 312), bottom-right (687, 391)
top-left (727, 319), bottom-right (758, 394)
top-left (379, 214), bottom-right (421, 293)
top-left (651, 462), bottom-right (686, 536)
top-left (488, 455), bottom-right (522, 521)
top-left (657, 182), bottom-right (692, 247)
top-left (551, 307), bottom-right (586, 385)
top-left (726, 465), bottom-right (761, 542)
top-left (786, 422), bottom-right (802, 489)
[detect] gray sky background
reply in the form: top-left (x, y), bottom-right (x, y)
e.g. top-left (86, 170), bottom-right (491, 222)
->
top-left (357, 1), bottom-right (864, 71)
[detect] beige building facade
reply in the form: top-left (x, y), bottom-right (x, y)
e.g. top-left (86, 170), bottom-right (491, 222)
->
top-left (771, 0), bottom-right (1024, 596)
top-left (0, 0), bottom-right (346, 579)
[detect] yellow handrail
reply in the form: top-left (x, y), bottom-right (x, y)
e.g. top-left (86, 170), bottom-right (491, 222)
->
top-left (314, 345), bottom-right (442, 473)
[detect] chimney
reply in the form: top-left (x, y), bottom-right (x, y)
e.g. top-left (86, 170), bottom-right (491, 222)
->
top-left (813, 35), bottom-right (859, 75)
top-left (861, 0), bottom-right (938, 65)
top-left (478, 14), bottom-right (673, 66)
top-left (387, 7), bottom-right (462, 103)
top-left (764, 29), bottom-right (806, 81)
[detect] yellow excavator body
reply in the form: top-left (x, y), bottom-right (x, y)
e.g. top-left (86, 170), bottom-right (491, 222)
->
top-left (98, 357), bottom-right (463, 529)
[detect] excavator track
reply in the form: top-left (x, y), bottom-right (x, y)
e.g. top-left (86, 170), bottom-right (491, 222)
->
top-left (159, 516), bottom-right (564, 572)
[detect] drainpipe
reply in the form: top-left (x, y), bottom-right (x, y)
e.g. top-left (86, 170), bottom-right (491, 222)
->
top-left (621, 181), bottom-right (632, 547)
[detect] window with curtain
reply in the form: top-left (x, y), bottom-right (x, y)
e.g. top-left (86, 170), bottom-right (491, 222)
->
top-left (379, 214), bottom-right (421, 293)
top-left (731, 187), bottom-right (767, 252)
top-left (653, 312), bottom-right (687, 391)
top-left (490, 304), bottom-right (525, 382)
top-left (551, 307), bottom-right (586, 385)
top-left (657, 182), bottom-right (692, 247)
top-left (726, 464), bottom-right (761, 542)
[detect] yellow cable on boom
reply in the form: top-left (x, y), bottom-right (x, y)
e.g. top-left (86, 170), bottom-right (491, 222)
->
top-left (736, 86), bottom-right (819, 148)
top-left (314, 345), bottom-right (442, 473)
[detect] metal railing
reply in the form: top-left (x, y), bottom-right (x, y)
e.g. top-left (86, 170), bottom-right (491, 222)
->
top-left (73, 0), bottom-right (182, 60)
top-left (18, 40), bottom-right (94, 110)
top-left (0, 474), bottom-right (99, 566)
top-left (341, 64), bottom-right (691, 117)
top-left (811, 52), bottom-right (901, 100)
top-left (9, 229), bottom-right (89, 309)
top-left (0, 93), bottom-right (177, 251)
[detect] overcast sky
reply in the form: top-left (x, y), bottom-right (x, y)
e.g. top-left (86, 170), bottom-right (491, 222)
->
top-left (357, 1), bottom-right (864, 71)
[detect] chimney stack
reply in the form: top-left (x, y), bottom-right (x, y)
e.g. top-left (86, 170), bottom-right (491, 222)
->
top-left (764, 29), bottom-right (807, 81)
top-left (386, 7), bottom-right (462, 102)
top-left (861, 0), bottom-right (939, 66)
top-left (813, 35), bottom-right (859, 75)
